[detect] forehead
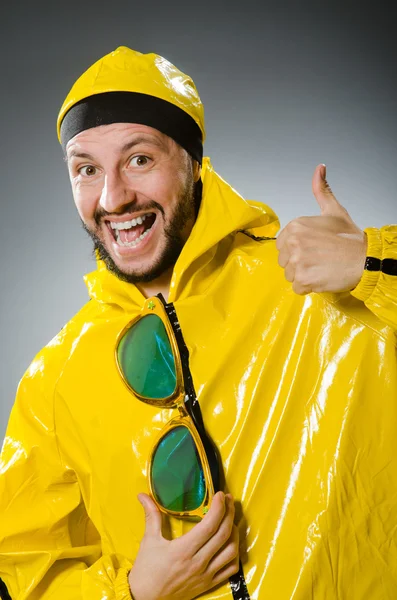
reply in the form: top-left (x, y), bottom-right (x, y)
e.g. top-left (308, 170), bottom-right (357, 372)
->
top-left (66, 122), bottom-right (171, 156)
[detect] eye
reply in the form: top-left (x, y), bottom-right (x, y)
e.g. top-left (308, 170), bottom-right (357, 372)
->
top-left (129, 155), bottom-right (150, 167)
top-left (78, 165), bottom-right (97, 177)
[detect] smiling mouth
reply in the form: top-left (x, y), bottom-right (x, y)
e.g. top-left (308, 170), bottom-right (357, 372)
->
top-left (107, 212), bottom-right (157, 248)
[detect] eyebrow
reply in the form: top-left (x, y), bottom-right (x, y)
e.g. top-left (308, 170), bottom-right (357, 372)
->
top-left (65, 134), bottom-right (167, 162)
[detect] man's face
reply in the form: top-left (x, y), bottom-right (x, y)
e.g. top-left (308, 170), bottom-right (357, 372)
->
top-left (66, 122), bottom-right (200, 283)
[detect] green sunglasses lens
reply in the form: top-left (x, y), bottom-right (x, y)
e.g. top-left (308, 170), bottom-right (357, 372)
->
top-left (117, 314), bottom-right (177, 399)
top-left (151, 426), bottom-right (206, 512)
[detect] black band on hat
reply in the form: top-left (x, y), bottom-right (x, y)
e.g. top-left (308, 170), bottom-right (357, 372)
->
top-left (60, 91), bottom-right (203, 164)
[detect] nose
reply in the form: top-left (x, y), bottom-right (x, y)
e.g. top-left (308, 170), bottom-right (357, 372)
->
top-left (99, 171), bottom-right (136, 214)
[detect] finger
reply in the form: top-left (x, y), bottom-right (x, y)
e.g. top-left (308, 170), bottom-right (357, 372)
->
top-left (194, 494), bottom-right (235, 564)
top-left (292, 280), bottom-right (312, 295)
top-left (276, 219), bottom-right (307, 250)
top-left (312, 164), bottom-right (349, 219)
top-left (211, 556), bottom-right (240, 587)
top-left (180, 491), bottom-right (226, 555)
top-left (276, 226), bottom-right (287, 250)
top-left (284, 261), bottom-right (296, 283)
top-left (138, 493), bottom-right (163, 539)
top-left (207, 524), bottom-right (239, 576)
top-left (277, 244), bottom-right (291, 269)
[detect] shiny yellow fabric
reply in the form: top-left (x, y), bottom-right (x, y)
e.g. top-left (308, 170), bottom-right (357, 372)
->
top-left (57, 46), bottom-right (206, 143)
top-left (1, 158), bottom-right (397, 599)
top-left (351, 225), bottom-right (397, 331)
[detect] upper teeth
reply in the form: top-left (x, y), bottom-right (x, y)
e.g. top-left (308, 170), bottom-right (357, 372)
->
top-left (110, 214), bottom-right (150, 230)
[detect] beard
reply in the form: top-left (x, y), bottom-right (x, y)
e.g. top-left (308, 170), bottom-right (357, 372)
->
top-left (81, 172), bottom-right (201, 284)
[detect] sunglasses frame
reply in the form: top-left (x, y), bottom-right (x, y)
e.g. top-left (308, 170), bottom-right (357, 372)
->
top-left (115, 295), bottom-right (216, 519)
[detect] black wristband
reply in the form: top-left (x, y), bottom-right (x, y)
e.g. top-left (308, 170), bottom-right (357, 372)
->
top-left (364, 256), bottom-right (381, 271)
top-left (382, 258), bottom-right (397, 276)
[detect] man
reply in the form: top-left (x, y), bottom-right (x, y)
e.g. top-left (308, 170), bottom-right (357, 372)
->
top-left (0, 46), bottom-right (396, 599)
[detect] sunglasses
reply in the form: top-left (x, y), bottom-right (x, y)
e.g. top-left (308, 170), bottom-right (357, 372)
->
top-left (116, 294), bottom-right (250, 598)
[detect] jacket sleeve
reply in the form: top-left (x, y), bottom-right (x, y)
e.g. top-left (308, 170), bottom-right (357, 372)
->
top-left (351, 225), bottom-right (397, 331)
top-left (0, 357), bottom-right (133, 600)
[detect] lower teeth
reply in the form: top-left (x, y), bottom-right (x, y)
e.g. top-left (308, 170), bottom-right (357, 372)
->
top-left (116, 225), bottom-right (152, 247)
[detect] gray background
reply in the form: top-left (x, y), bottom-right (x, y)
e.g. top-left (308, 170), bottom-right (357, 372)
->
top-left (1, 1), bottom-right (396, 440)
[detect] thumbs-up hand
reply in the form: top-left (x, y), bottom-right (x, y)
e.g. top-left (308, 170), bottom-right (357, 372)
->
top-left (276, 164), bottom-right (367, 294)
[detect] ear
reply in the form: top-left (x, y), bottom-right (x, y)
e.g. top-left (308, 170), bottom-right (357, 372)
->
top-left (193, 160), bottom-right (202, 183)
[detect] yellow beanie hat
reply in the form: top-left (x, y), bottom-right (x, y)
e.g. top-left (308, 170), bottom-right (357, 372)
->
top-left (57, 46), bottom-right (205, 162)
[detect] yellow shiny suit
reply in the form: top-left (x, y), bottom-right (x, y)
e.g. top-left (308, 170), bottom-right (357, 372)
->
top-left (1, 158), bottom-right (397, 599)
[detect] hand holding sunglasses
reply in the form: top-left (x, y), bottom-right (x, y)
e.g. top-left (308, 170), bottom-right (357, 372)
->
top-left (128, 490), bottom-right (239, 600)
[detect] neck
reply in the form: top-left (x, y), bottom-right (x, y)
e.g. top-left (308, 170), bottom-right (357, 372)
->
top-left (135, 267), bottom-right (173, 302)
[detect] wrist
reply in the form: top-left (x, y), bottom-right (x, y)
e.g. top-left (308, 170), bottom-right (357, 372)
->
top-left (127, 569), bottom-right (137, 600)
top-left (128, 567), bottom-right (151, 600)
top-left (115, 567), bottom-right (135, 600)
top-left (351, 227), bottom-right (382, 302)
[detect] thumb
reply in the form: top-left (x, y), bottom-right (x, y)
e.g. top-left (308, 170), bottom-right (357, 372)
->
top-left (138, 493), bottom-right (163, 539)
top-left (312, 164), bottom-right (350, 219)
